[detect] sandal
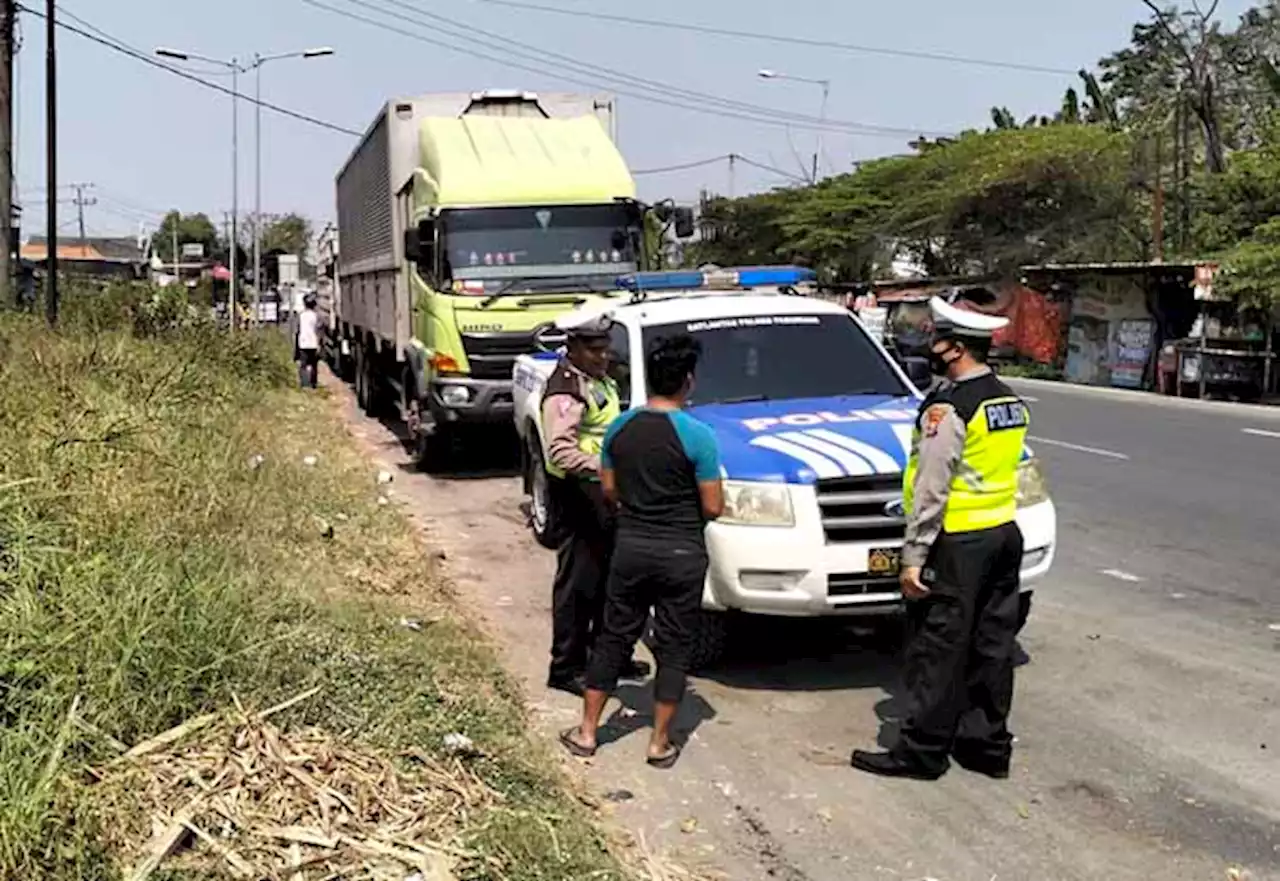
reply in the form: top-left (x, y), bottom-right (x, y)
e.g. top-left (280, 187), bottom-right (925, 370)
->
top-left (559, 727), bottom-right (597, 758)
top-left (646, 742), bottom-right (682, 770)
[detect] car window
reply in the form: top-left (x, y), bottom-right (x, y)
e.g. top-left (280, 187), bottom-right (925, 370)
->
top-left (607, 323), bottom-right (632, 407)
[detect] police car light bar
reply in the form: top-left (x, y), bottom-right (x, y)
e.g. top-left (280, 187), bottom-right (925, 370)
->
top-left (617, 265), bottom-right (817, 293)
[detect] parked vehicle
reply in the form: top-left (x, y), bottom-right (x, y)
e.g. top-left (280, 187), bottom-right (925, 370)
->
top-left (330, 89), bottom-right (691, 468)
top-left (513, 266), bottom-right (1057, 667)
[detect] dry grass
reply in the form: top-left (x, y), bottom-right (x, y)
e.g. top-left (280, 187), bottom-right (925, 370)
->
top-left (0, 290), bottom-right (679, 880)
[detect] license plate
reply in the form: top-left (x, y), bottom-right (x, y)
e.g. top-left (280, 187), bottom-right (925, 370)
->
top-left (868, 547), bottom-right (901, 576)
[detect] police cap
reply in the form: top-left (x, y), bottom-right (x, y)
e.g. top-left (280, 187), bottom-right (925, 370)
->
top-left (558, 311), bottom-right (614, 343)
top-left (929, 295), bottom-right (1008, 341)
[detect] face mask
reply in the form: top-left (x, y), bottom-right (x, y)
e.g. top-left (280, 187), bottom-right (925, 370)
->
top-left (928, 341), bottom-right (958, 377)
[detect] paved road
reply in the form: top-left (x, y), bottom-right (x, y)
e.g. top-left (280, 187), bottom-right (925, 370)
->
top-left (336, 375), bottom-right (1280, 881)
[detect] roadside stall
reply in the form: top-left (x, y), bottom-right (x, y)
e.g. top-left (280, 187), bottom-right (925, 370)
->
top-left (1163, 264), bottom-right (1275, 401)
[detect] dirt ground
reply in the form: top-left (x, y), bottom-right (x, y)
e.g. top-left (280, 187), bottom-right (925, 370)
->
top-left (328, 372), bottom-right (1279, 881)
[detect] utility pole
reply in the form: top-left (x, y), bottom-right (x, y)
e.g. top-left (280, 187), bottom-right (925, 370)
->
top-left (1, 0), bottom-right (14, 306)
top-left (68, 182), bottom-right (94, 245)
top-left (44, 0), bottom-right (56, 325)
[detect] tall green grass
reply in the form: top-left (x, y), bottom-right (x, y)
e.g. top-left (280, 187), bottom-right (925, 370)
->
top-left (0, 288), bottom-right (631, 880)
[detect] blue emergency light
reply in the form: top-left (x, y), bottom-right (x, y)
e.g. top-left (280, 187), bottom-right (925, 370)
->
top-left (616, 265), bottom-right (817, 293)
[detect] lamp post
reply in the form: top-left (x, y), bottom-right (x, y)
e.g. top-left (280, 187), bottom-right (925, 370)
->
top-left (249, 48), bottom-right (333, 322)
top-left (758, 69), bottom-right (831, 183)
top-left (156, 46), bottom-right (241, 329)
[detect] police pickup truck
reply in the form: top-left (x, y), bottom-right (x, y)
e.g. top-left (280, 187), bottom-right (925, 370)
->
top-left (512, 266), bottom-right (1056, 666)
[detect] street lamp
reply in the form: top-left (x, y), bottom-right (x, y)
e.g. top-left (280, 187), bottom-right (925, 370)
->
top-left (248, 48), bottom-right (334, 320)
top-left (758, 69), bottom-right (831, 183)
top-left (156, 46), bottom-right (242, 330)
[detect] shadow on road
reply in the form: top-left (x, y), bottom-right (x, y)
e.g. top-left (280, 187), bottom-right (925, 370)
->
top-left (593, 684), bottom-right (718, 754)
top-left (700, 616), bottom-right (907, 696)
top-left (373, 412), bottom-right (522, 481)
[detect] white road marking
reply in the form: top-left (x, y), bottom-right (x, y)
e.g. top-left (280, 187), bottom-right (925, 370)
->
top-left (1101, 568), bottom-right (1144, 583)
top-left (1269, 623), bottom-right (1280, 633)
top-left (1022, 395), bottom-right (1040, 402)
top-left (1242, 428), bottom-right (1280, 439)
top-left (1027, 435), bottom-right (1130, 460)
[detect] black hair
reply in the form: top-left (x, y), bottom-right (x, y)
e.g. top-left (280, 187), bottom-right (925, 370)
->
top-left (646, 333), bottom-right (702, 397)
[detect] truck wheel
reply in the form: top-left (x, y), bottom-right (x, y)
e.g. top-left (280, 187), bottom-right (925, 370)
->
top-left (357, 345), bottom-right (381, 417)
top-left (353, 345), bottom-right (370, 410)
top-left (526, 438), bottom-right (560, 549)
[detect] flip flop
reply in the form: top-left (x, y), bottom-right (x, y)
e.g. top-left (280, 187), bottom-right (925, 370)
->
top-left (646, 742), bottom-right (682, 770)
top-left (559, 727), bottom-right (597, 759)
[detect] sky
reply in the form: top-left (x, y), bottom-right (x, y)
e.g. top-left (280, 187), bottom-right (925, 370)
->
top-left (12, 0), bottom-right (1259, 240)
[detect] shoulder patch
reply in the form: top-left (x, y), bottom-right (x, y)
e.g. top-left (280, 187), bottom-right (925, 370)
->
top-left (922, 404), bottom-right (950, 437)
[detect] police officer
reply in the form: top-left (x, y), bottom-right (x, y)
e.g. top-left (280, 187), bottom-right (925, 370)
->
top-left (852, 296), bottom-right (1029, 780)
top-left (542, 314), bottom-right (649, 695)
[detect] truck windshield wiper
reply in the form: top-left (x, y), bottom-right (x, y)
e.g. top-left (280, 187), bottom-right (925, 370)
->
top-left (478, 276), bottom-right (612, 309)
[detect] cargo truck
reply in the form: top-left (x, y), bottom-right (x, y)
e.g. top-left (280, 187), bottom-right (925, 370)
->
top-left (331, 90), bottom-right (691, 467)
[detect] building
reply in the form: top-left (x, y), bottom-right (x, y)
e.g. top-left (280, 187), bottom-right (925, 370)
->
top-left (21, 235), bottom-right (148, 281)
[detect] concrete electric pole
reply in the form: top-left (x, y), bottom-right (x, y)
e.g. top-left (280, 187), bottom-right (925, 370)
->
top-left (1, 0), bottom-right (15, 306)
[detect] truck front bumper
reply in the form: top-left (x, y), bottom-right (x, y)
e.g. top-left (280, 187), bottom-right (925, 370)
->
top-left (427, 377), bottom-right (515, 428)
top-left (701, 495), bottom-right (1056, 617)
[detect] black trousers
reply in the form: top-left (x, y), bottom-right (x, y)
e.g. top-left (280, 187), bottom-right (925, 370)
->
top-left (898, 521), bottom-right (1024, 775)
top-left (586, 536), bottom-right (707, 704)
top-left (548, 476), bottom-right (613, 680)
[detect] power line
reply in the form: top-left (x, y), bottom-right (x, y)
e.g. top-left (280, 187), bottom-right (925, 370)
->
top-left (633, 153), bottom-right (805, 184)
top-left (18, 4), bottom-right (362, 136)
top-left (335, 0), bottom-right (946, 137)
top-left (467, 0), bottom-right (1076, 76)
top-left (299, 0), bottom-right (951, 139)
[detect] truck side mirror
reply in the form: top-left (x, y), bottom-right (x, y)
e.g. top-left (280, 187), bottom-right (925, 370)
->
top-left (673, 206), bottom-right (695, 239)
top-left (403, 227), bottom-right (421, 262)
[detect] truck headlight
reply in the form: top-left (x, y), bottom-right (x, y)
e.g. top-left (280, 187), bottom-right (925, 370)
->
top-left (1016, 457), bottom-right (1051, 508)
top-left (720, 481), bottom-right (795, 527)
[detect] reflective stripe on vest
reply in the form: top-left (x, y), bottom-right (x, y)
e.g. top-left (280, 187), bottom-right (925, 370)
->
top-left (544, 376), bottom-right (621, 479)
top-left (903, 394), bottom-right (1028, 533)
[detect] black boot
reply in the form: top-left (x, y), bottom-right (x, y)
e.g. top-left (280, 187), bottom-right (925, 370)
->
top-left (850, 749), bottom-right (946, 780)
top-left (546, 672), bottom-right (586, 696)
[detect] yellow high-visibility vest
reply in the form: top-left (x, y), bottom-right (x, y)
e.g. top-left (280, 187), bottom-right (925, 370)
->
top-left (903, 373), bottom-right (1028, 533)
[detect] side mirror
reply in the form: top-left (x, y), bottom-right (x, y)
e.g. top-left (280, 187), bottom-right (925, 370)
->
top-left (673, 206), bottom-right (695, 239)
top-left (403, 227), bottom-right (421, 262)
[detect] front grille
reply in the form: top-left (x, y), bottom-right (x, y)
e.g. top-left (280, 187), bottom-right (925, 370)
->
top-left (828, 573), bottom-right (901, 597)
top-left (460, 331), bottom-right (537, 381)
top-left (815, 474), bottom-right (905, 544)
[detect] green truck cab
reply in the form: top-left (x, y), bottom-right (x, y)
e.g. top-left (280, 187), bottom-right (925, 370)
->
top-left (331, 90), bottom-right (688, 467)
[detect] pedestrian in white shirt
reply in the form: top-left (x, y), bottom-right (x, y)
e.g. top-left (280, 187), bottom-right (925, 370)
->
top-left (296, 293), bottom-right (321, 389)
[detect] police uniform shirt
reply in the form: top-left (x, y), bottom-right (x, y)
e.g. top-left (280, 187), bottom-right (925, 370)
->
top-left (542, 358), bottom-right (619, 478)
top-left (901, 364), bottom-right (1028, 568)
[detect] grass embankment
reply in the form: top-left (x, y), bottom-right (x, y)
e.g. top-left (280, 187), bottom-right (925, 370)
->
top-left (0, 291), bottom-right (637, 880)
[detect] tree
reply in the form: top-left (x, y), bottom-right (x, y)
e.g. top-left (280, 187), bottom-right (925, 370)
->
top-left (252, 213), bottom-right (313, 256)
top-left (1214, 216), bottom-right (1280, 309)
top-left (154, 211), bottom-right (219, 263)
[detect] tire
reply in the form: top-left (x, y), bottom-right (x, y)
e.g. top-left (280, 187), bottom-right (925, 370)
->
top-left (415, 424), bottom-right (455, 475)
top-left (686, 610), bottom-right (730, 671)
top-left (526, 437), bottom-right (561, 549)
top-left (353, 345), bottom-right (370, 411)
top-left (357, 344), bottom-right (381, 417)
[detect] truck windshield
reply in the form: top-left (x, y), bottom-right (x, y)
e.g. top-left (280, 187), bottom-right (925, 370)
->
top-left (642, 313), bottom-right (911, 405)
top-left (443, 204), bottom-right (640, 282)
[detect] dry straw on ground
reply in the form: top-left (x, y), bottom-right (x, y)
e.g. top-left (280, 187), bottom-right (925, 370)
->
top-left (86, 688), bottom-right (495, 881)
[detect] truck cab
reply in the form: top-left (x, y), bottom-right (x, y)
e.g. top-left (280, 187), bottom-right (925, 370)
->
top-left (333, 90), bottom-right (691, 468)
top-left (512, 266), bottom-right (1057, 667)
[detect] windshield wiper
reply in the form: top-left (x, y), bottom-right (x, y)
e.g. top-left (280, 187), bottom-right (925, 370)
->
top-left (478, 275), bottom-right (613, 309)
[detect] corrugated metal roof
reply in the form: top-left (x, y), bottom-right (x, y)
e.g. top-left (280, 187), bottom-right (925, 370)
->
top-left (414, 115), bottom-right (634, 211)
